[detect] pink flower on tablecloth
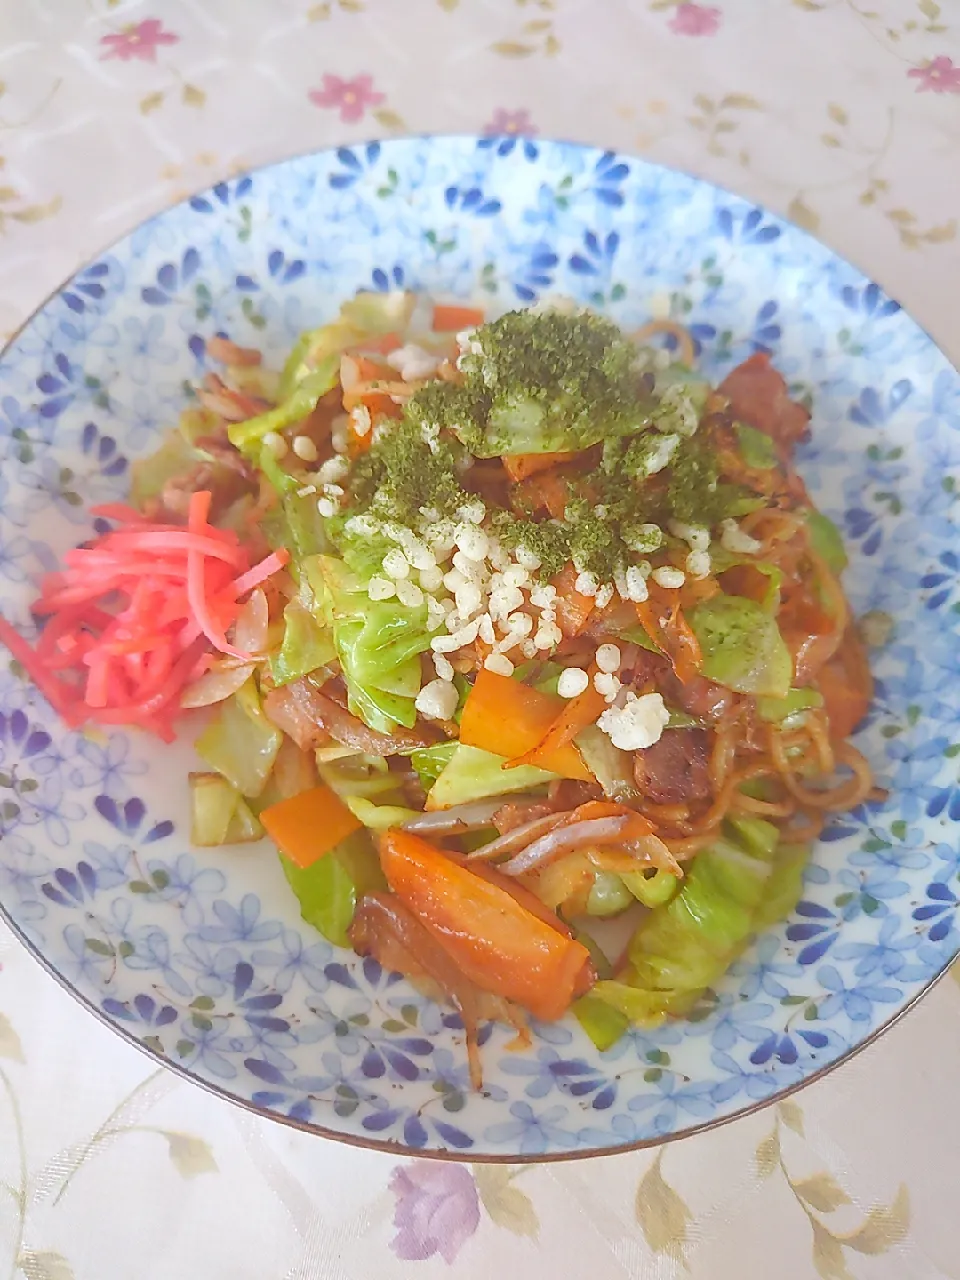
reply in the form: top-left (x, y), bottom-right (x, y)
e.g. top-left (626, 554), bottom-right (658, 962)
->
top-left (483, 108), bottom-right (538, 137)
top-left (389, 1162), bottom-right (480, 1263)
top-left (308, 73), bottom-right (385, 123)
top-left (99, 19), bottom-right (180, 62)
top-left (907, 56), bottom-right (960, 95)
top-left (668, 3), bottom-right (722, 36)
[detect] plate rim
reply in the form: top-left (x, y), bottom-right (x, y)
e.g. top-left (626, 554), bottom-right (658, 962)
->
top-left (1, 131), bottom-right (957, 1162)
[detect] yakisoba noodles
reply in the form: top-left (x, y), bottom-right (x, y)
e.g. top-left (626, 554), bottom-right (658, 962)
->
top-left (0, 296), bottom-right (876, 1075)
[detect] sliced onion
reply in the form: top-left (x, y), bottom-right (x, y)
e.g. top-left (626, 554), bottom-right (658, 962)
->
top-left (197, 388), bottom-right (252, 422)
top-left (233, 587), bottom-right (269, 655)
top-left (205, 336), bottom-right (262, 367)
top-left (180, 663), bottom-right (252, 709)
top-left (623, 834), bottom-right (681, 875)
top-left (464, 812), bottom-right (569, 863)
top-left (586, 836), bottom-right (681, 877)
top-left (498, 818), bottom-right (682, 878)
top-left (498, 816), bottom-right (633, 876)
top-left (401, 798), bottom-right (506, 836)
top-left (179, 591), bottom-right (268, 709)
top-left (340, 354), bottom-right (360, 392)
top-left (289, 678), bottom-right (435, 754)
top-left (315, 744), bottom-right (363, 763)
top-left (262, 685), bottom-right (322, 751)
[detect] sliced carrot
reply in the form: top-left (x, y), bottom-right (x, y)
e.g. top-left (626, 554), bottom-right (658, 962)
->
top-left (551, 563), bottom-right (595, 638)
top-left (432, 303), bottom-right (485, 332)
top-left (353, 355), bottom-right (394, 381)
top-left (634, 599), bottom-right (665, 650)
top-left (635, 596), bottom-right (702, 684)
top-left (511, 666), bottom-right (607, 771)
top-left (379, 829), bottom-right (594, 1022)
top-left (341, 389), bottom-right (403, 431)
top-left (361, 391), bottom-right (404, 419)
top-left (564, 799), bottom-right (654, 836)
top-left (443, 849), bottom-right (573, 936)
top-left (512, 468), bottom-right (571, 521)
top-left (502, 452), bottom-right (578, 484)
top-left (260, 784), bottom-right (362, 869)
top-left (350, 332), bottom-right (403, 355)
top-left (665, 604), bottom-right (702, 684)
top-left (459, 668), bottom-right (593, 781)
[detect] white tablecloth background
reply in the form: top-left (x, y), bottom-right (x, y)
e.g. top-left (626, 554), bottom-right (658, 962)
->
top-left (1, 2), bottom-right (960, 1276)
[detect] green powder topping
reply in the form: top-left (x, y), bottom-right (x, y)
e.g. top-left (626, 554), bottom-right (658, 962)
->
top-left (405, 309), bottom-right (655, 458)
top-left (491, 512), bottom-right (571, 580)
top-left (348, 416), bottom-right (466, 527)
top-left (334, 309), bottom-right (760, 586)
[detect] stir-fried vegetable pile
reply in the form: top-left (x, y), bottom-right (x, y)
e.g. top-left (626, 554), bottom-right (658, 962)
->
top-left (3, 295), bottom-right (876, 1085)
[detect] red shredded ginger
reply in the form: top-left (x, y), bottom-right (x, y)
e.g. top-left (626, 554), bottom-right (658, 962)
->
top-left (0, 492), bottom-right (288, 741)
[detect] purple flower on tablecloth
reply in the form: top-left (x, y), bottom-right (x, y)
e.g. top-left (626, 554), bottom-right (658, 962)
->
top-left (668, 3), bottom-right (722, 36)
top-left (483, 108), bottom-right (538, 137)
top-left (389, 1162), bottom-right (480, 1263)
top-left (308, 74), bottom-right (385, 123)
top-left (907, 57), bottom-right (960, 94)
top-left (99, 19), bottom-right (180, 62)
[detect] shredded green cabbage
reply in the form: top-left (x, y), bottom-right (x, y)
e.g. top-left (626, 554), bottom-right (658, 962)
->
top-left (590, 819), bottom-right (807, 1031)
top-left (280, 828), bottom-right (385, 948)
top-left (189, 772), bottom-right (264, 845)
top-left (270, 600), bottom-right (336, 687)
top-left (573, 994), bottom-right (629, 1051)
top-left (735, 422), bottom-right (778, 469)
top-left (805, 508), bottom-right (848, 574)
top-left (427, 744), bottom-right (556, 809)
top-left (345, 795), bottom-right (420, 831)
top-left (228, 356), bottom-right (340, 453)
top-left (195, 678), bottom-right (282, 798)
top-left (690, 594), bottom-right (792, 698)
top-left (311, 555), bottom-right (432, 735)
top-left (409, 742), bottom-right (458, 790)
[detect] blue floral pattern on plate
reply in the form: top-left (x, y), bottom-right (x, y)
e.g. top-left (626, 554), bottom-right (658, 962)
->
top-left (0, 136), bottom-right (958, 1159)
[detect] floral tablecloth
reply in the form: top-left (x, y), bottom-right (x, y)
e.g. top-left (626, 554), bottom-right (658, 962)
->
top-left (1, 2), bottom-right (960, 1277)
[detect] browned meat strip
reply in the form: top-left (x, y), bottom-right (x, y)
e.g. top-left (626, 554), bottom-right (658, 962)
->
top-left (263, 678), bottom-right (436, 755)
top-left (633, 727), bottom-right (712, 805)
top-left (719, 352), bottom-right (810, 451)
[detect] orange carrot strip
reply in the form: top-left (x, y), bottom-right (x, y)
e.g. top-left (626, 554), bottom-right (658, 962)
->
top-left (502, 452), bottom-right (578, 484)
top-left (563, 799), bottom-right (655, 837)
top-left (350, 331), bottom-right (403, 355)
top-left (551, 563), bottom-right (595, 638)
top-left (432, 303), bottom-right (485, 332)
top-left (260, 785), bottom-right (363, 870)
top-left (512, 469), bottom-right (570, 520)
top-left (459, 669), bottom-right (594, 782)
top-left (353, 355), bottom-right (394, 381)
top-left (379, 830), bottom-right (594, 1022)
top-left (635, 597), bottom-right (702, 685)
top-left (511, 665), bottom-right (607, 771)
top-left (665, 604), bottom-right (702, 684)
